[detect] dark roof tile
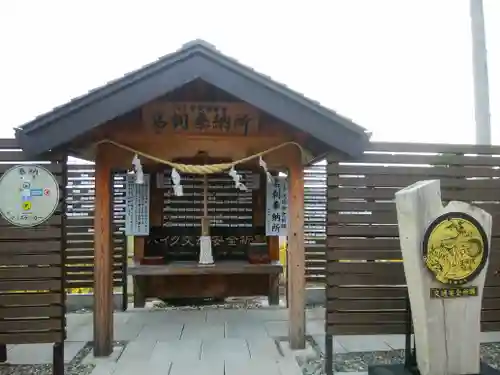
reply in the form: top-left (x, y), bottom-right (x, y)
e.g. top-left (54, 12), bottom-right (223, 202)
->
top-left (16, 39), bottom-right (370, 157)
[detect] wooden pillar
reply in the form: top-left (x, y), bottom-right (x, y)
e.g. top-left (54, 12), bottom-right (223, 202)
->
top-left (287, 149), bottom-right (305, 349)
top-left (133, 237), bottom-right (146, 308)
top-left (133, 237), bottom-right (145, 263)
top-left (150, 171), bottom-right (164, 227)
top-left (133, 169), bottom-right (163, 307)
top-left (93, 144), bottom-right (114, 357)
top-left (268, 236), bottom-right (280, 261)
top-left (267, 236), bottom-right (281, 305)
top-left (0, 344), bottom-right (6, 362)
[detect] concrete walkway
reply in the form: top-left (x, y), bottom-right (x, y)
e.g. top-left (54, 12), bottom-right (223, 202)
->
top-left (7, 307), bottom-right (319, 375)
top-left (79, 307), bottom-right (309, 375)
top-left (8, 306), bottom-right (500, 374)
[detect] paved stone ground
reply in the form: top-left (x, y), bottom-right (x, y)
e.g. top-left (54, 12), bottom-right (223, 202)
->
top-left (8, 305), bottom-right (500, 374)
top-left (6, 307), bottom-right (321, 375)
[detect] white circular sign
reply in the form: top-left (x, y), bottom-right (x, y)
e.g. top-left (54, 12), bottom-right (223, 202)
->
top-left (0, 165), bottom-right (60, 227)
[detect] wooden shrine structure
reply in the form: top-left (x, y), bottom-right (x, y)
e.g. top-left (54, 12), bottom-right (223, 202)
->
top-left (14, 40), bottom-right (370, 356)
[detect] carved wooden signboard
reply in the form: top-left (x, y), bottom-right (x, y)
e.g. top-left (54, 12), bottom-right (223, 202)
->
top-left (142, 101), bottom-right (260, 136)
top-left (153, 235), bottom-right (258, 247)
top-left (125, 174), bottom-right (150, 236)
top-left (266, 177), bottom-right (288, 236)
top-left (388, 179), bottom-right (495, 375)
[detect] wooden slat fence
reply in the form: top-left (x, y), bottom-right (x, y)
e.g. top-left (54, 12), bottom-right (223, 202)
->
top-left (0, 138), bottom-right (127, 294)
top-left (304, 163), bottom-right (327, 282)
top-left (0, 139), bottom-right (65, 370)
top-left (0, 136), bottom-right (329, 293)
top-left (326, 142), bottom-right (500, 335)
top-left (65, 166), bottom-right (126, 290)
top-left (67, 165), bottom-right (329, 284)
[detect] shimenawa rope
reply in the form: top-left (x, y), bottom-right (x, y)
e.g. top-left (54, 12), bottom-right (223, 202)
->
top-left (95, 139), bottom-right (305, 174)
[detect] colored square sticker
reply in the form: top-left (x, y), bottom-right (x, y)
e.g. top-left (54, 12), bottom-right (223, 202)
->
top-left (30, 189), bottom-right (43, 197)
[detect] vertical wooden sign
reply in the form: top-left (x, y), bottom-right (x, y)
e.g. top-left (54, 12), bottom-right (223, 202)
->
top-left (266, 176), bottom-right (288, 236)
top-left (125, 174), bottom-right (150, 236)
top-left (392, 180), bottom-right (493, 375)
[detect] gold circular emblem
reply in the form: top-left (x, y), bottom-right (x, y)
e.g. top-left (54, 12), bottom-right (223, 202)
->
top-left (422, 212), bottom-right (488, 285)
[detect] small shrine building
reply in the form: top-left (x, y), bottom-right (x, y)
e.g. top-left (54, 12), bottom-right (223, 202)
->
top-left (14, 40), bottom-right (370, 356)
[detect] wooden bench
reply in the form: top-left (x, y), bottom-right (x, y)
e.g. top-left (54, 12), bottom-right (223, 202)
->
top-left (129, 260), bottom-right (282, 306)
top-left (131, 225), bottom-right (281, 305)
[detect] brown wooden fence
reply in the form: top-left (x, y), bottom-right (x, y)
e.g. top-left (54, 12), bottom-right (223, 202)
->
top-left (0, 139), bottom-right (127, 295)
top-left (66, 166), bottom-right (126, 290)
top-left (327, 142), bottom-right (500, 334)
top-left (0, 137), bottom-right (327, 296)
top-left (305, 164), bottom-right (327, 283)
top-left (68, 161), bottom-right (328, 284)
top-left (0, 140), bottom-right (65, 372)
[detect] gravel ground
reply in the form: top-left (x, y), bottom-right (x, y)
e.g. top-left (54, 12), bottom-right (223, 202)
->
top-left (298, 342), bottom-right (500, 375)
top-left (150, 296), bottom-right (270, 310)
top-left (69, 296), bottom-right (275, 313)
top-left (0, 343), bottom-right (94, 375)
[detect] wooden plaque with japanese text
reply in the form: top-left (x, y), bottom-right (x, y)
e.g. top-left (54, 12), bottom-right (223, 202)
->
top-left (142, 101), bottom-right (260, 136)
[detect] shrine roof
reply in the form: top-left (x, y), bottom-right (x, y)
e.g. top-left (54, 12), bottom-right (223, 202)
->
top-left (15, 39), bottom-right (371, 157)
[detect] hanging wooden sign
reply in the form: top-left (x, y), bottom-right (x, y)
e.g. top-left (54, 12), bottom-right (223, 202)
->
top-left (125, 174), bottom-right (150, 236)
top-left (142, 101), bottom-right (260, 136)
top-left (161, 169), bottom-right (254, 230)
top-left (266, 176), bottom-right (288, 236)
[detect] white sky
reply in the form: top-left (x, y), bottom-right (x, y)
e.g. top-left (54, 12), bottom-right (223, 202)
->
top-left (0, 0), bottom-right (498, 144)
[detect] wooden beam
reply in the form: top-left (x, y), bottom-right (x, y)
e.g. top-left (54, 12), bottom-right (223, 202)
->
top-left (287, 148), bottom-right (306, 349)
top-left (93, 143), bottom-right (114, 356)
top-left (150, 171), bottom-right (164, 226)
